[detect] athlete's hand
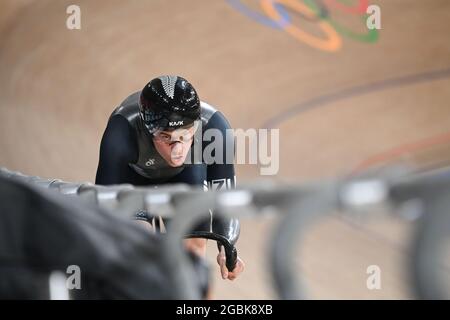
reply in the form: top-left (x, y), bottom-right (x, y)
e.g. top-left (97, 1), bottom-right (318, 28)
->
top-left (217, 246), bottom-right (245, 280)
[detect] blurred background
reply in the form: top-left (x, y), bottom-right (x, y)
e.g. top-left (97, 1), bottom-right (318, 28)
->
top-left (1, 0), bottom-right (449, 299)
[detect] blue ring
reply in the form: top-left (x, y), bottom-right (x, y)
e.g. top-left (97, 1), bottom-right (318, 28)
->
top-left (226, 0), bottom-right (292, 29)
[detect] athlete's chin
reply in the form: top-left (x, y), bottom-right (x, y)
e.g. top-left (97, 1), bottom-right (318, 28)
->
top-left (168, 157), bottom-right (185, 167)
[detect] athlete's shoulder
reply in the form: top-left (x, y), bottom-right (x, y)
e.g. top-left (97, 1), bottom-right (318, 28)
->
top-left (200, 101), bottom-right (217, 123)
top-left (110, 91), bottom-right (141, 123)
top-left (201, 101), bottom-right (232, 130)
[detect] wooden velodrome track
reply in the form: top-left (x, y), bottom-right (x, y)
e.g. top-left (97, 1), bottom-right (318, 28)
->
top-left (1, 0), bottom-right (450, 299)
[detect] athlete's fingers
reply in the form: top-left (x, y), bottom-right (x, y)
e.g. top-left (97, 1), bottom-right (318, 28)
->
top-left (217, 246), bottom-right (228, 279)
top-left (227, 257), bottom-right (245, 281)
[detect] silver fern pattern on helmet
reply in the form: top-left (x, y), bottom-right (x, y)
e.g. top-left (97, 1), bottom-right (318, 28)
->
top-left (159, 75), bottom-right (177, 99)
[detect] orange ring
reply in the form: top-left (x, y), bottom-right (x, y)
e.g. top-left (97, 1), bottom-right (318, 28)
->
top-left (260, 0), bottom-right (342, 52)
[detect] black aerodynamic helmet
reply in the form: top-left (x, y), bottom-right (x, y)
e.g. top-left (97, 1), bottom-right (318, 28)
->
top-left (139, 75), bottom-right (201, 133)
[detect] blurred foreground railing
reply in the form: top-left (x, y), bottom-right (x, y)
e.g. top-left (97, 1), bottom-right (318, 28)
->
top-left (1, 166), bottom-right (450, 299)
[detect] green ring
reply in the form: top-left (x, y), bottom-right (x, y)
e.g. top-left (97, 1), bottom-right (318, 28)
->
top-left (303, 0), bottom-right (379, 43)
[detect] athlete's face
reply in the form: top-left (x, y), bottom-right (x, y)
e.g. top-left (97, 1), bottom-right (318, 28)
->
top-left (152, 124), bottom-right (196, 167)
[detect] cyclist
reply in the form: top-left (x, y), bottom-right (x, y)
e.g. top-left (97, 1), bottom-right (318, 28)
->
top-left (95, 75), bottom-right (245, 282)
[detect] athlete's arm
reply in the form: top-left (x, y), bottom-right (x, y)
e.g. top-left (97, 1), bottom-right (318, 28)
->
top-left (95, 115), bottom-right (138, 185)
top-left (204, 111), bottom-right (245, 280)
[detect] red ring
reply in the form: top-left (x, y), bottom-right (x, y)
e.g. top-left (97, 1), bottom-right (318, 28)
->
top-left (324, 0), bottom-right (369, 15)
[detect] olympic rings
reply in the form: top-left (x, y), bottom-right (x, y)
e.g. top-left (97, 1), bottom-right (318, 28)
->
top-left (227, 0), bottom-right (379, 51)
top-left (261, 0), bottom-right (342, 52)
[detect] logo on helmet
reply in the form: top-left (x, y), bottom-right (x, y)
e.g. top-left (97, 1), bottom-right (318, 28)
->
top-left (169, 120), bottom-right (184, 127)
top-left (159, 75), bottom-right (177, 99)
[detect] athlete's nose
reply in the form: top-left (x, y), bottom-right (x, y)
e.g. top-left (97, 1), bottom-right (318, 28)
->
top-left (170, 141), bottom-right (183, 153)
